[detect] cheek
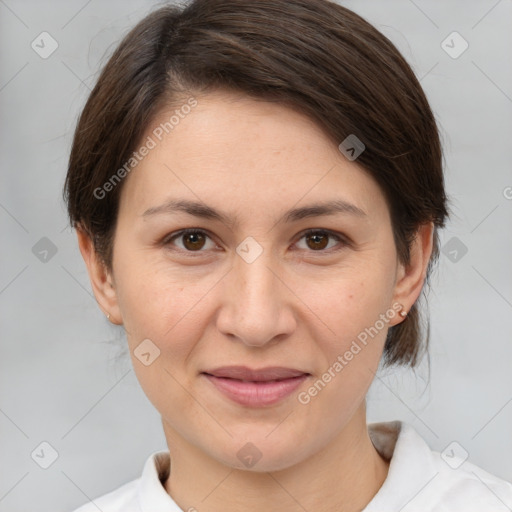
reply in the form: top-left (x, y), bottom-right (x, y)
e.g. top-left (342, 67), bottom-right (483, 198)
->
top-left (114, 265), bottom-right (211, 414)
top-left (299, 280), bottom-right (393, 419)
top-left (113, 251), bottom-right (218, 360)
top-left (301, 258), bottom-right (396, 332)
top-left (301, 256), bottom-right (397, 376)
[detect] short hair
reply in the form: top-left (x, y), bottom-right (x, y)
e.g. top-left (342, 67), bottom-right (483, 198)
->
top-left (63, 0), bottom-right (448, 369)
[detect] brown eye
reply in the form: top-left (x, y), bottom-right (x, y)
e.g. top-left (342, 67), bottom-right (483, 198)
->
top-left (165, 229), bottom-right (215, 252)
top-left (296, 229), bottom-right (346, 253)
top-left (182, 231), bottom-right (206, 250)
top-left (305, 232), bottom-right (329, 250)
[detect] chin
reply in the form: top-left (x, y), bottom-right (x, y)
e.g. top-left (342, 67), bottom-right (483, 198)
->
top-left (211, 434), bottom-right (309, 473)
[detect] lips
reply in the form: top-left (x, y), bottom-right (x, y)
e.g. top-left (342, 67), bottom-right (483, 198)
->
top-left (201, 366), bottom-right (311, 406)
top-left (202, 365), bottom-right (309, 382)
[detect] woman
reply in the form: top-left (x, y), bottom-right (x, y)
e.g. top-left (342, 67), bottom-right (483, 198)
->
top-left (64, 0), bottom-right (512, 510)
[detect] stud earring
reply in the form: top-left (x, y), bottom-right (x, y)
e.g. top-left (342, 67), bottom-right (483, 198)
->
top-left (399, 309), bottom-right (408, 318)
top-left (106, 313), bottom-right (111, 320)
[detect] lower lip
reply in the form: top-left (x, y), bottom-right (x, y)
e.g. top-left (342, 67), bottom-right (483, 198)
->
top-left (202, 373), bottom-right (309, 407)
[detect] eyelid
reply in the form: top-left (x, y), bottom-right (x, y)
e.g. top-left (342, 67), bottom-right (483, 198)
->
top-left (161, 228), bottom-right (219, 252)
top-left (294, 228), bottom-right (350, 251)
top-left (162, 227), bottom-right (350, 254)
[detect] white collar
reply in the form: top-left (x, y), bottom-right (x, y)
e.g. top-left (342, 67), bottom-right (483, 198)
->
top-left (364, 420), bottom-right (439, 511)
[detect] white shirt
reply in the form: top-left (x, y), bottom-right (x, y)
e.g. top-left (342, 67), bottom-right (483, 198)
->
top-left (71, 420), bottom-right (512, 512)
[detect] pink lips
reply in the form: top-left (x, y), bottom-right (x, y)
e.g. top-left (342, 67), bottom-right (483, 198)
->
top-left (202, 366), bottom-right (310, 407)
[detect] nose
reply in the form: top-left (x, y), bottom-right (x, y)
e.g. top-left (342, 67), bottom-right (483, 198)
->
top-left (215, 246), bottom-right (297, 347)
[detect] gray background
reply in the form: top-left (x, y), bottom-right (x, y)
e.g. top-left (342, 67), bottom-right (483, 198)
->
top-left (1, 0), bottom-right (511, 511)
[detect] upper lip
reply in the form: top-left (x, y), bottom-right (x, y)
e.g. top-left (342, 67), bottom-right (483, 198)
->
top-left (202, 366), bottom-right (309, 381)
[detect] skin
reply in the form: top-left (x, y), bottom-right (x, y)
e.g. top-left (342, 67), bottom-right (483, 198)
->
top-left (78, 89), bottom-right (433, 512)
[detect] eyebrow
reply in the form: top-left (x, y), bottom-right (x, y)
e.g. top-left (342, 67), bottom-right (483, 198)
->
top-left (142, 198), bottom-right (367, 228)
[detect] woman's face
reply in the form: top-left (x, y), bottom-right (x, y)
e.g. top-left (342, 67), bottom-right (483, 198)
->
top-left (95, 90), bottom-right (420, 471)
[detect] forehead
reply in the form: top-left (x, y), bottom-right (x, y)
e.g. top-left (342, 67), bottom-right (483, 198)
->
top-left (117, 90), bottom-right (388, 224)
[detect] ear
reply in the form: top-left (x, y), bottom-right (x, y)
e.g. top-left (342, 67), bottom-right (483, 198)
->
top-left (76, 226), bottom-right (122, 325)
top-left (390, 222), bottom-right (434, 326)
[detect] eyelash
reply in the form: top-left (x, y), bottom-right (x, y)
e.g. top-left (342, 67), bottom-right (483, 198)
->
top-left (161, 228), bottom-right (349, 255)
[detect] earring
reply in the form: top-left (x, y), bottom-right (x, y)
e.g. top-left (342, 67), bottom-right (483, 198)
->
top-left (399, 309), bottom-right (408, 318)
top-left (106, 313), bottom-right (111, 320)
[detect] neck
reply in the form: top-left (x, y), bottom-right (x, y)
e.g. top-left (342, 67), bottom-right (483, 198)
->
top-left (162, 404), bottom-right (390, 512)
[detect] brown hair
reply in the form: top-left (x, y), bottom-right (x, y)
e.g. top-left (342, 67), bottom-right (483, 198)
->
top-left (63, 0), bottom-right (448, 368)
